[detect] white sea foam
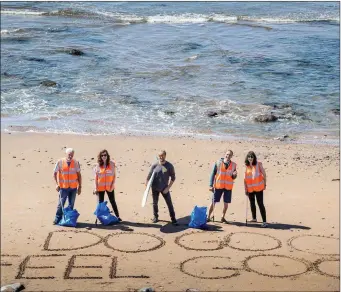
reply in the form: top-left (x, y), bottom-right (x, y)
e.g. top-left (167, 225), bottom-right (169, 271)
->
top-left (1, 9), bottom-right (44, 16)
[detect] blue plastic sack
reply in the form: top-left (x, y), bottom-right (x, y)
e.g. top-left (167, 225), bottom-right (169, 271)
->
top-left (188, 206), bottom-right (207, 229)
top-left (94, 201), bottom-right (119, 225)
top-left (58, 206), bottom-right (80, 227)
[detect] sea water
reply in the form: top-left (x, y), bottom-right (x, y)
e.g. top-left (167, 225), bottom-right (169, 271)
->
top-left (1, 2), bottom-right (339, 143)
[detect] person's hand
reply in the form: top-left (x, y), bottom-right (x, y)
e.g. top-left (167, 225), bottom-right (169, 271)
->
top-left (56, 185), bottom-right (60, 192)
top-left (93, 190), bottom-right (98, 195)
top-left (77, 186), bottom-right (82, 195)
top-left (162, 187), bottom-right (170, 194)
top-left (209, 187), bottom-right (214, 192)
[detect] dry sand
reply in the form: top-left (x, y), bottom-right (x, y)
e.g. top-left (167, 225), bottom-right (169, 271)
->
top-left (1, 132), bottom-right (340, 291)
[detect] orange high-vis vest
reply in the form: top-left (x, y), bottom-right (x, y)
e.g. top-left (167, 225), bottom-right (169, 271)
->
top-left (58, 159), bottom-right (79, 189)
top-left (214, 160), bottom-right (236, 190)
top-left (244, 162), bottom-right (265, 193)
top-left (96, 161), bottom-right (115, 192)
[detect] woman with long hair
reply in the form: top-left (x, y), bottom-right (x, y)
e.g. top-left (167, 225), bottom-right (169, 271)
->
top-left (244, 151), bottom-right (267, 227)
top-left (93, 149), bottom-right (121, 221)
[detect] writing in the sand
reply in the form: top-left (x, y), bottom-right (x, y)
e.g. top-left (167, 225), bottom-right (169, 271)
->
top-left (2, 231), bottom-right (334, 280)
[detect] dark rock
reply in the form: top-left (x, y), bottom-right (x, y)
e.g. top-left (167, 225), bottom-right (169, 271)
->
top-left (40, 80), bottom-right (57, 87)
top-left (254, 114), bottom-right (278, 123)
top-left (186, 289), bottom-right (200, 292)
top-left (164, 110), bottom-right (176, 116)
top-left (207, 111), bottom-right (218, 117)
top-left (67, 49), bottom-right (84, 56)
top-left (331, 108), bottom-right (340, 115)
top-left (1, 282), bottom-right (25, 292)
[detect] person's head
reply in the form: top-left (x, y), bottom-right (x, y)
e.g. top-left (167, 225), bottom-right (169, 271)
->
top-left (158, 150), bottom-right (167, 164)
top-left (65, 148), bottom-right (74, 161)
top-left (224, 150), bottom-right (233, 162)
top-left (245, 151), bottom-right (257, 166)
top-left (97, 149), bottom-right (110, 166)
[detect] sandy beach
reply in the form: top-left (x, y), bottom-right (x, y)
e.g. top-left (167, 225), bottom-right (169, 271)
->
top-left (1, 132), bottom-right (339, 291)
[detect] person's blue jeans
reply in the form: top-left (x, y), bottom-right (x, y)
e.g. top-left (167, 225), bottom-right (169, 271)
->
top-left (54, 188), bottom-right (77, 223)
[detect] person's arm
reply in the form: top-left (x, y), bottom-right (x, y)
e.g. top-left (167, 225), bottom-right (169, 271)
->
top-left (163, 164), bottom-right (175, 193)
top-left (76, 161), bottom-right (82, 195)
top-left (53, 160), bottom-right (60, 192)
top-left (232, 163), bottom-right (237, 180)
top-left (93, 165), bottom-right (99, 194)
top-left (110, 161), bottom-right (116, 191)
top-left (209, 163), bottom-right (218, 191)
top-left (145, 164), bottom-right (155, 186)
top-left (259, 162), bottom-right (267, 190)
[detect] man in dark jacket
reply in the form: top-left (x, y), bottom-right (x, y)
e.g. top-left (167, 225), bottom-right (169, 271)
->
top-left (146, 150), bottom-right (178, 225)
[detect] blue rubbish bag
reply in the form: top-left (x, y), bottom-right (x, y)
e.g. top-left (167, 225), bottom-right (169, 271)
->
top-left (58, 206), bottom-right (80, 227)
top-left (188, 206), bottom-right (207, 229)
top-left (94, 201), bottom-right (119, 225)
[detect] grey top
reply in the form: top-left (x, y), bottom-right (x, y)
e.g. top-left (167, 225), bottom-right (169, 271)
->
top-left (146, 161), bottom-right (176, 192)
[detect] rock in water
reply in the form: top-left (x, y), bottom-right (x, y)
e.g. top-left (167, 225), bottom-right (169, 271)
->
top-left (254, 114), bottom-right (278, 123)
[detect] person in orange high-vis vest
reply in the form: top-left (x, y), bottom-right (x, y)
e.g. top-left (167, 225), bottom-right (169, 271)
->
top-left (208, 150), bottom-right (237, 223)
top-left (53, 148), bottom-right (82, 225)
top-left (244, 151), bottom-right (268, 228)
top-left (93, 149), bottom-right (121, 221)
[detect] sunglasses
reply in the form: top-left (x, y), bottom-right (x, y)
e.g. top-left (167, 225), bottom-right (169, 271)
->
top-left (248, 156), bottom-right (254, 159)
top-left (101, 154), bottom-right (108, 157)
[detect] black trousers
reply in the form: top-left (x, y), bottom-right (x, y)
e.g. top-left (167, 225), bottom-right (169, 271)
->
top-left (248, 191), bottom-right (266, 222)
top-left (98, 190), bottom-right (120, 218)
top-left (152, 189), bottom-right (176, 220)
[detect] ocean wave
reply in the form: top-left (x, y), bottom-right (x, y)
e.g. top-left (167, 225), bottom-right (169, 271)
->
top-left (1, 9), bottom-right (45, 16)
top-left (2, 8), bottom-right (338, 24)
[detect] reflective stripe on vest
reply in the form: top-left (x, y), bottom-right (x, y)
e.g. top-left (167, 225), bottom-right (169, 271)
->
top-left (58, 159), bottom-right (79, 189)
top-left (244, 162), bottom-right (265, 193)
top-left (96, 162), bottom-right (115, 191)
top-left (214, 160), bottom-right (236, 190)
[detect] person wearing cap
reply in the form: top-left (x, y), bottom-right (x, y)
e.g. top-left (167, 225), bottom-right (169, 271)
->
top-left (53, 148), bottom-right (82, 225)
top-left (208, 150), bottom-right (237, 223)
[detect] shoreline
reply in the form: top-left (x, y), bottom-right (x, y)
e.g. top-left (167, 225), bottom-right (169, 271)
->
top-left (2, 129), bottom-right (339, 147)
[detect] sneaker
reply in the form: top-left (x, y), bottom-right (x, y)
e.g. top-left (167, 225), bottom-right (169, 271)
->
top-left (221, 217), bottom-right (228, 224)
top-left (171, 219), bottom-right (179, 226)
top-left (117, 217), bottom-right (122, 222)
top-left (250, 219), bottom-right (257, 223)
top-left (261, 222), bottom-right (268, 228)
top-left (152, 217), bottom-right (159, 223)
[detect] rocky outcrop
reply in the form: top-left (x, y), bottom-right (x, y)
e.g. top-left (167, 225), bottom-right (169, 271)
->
top-left (254, 114), bottom-right (278, 123)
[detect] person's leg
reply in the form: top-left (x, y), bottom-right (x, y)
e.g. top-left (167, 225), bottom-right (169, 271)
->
top-left (54, 189), bottom-right (68, 223)
top-left (97, 191), bottom-right (105, 203)
top-left (162, 191), bottom-right (176, 222)
top-left (248, 192), bottom-right (257, 221)
top-left (107, 190), bottom-right (120, 218)
top-left (208, 189), bottom-right (222, 221)
top-left (221, 189), bottom-right (232, 222)
top-left (255, 191), bottom-right (267, 223)
top-left (67, 188), bottom-right (77, 209)
top-left (152, 190), bottom-right (160, 221)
